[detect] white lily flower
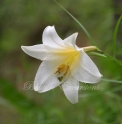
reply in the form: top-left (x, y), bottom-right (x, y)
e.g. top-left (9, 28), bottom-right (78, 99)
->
top-left (21, 26), bottom-right (102, 104)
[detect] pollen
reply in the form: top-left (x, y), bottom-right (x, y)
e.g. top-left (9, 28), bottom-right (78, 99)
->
top-left (54, 64), bottom-right (70, 82)
top-left (54, 64), bottom-right (69, 74)
top-left (54, 52), bottom-right (79, 82)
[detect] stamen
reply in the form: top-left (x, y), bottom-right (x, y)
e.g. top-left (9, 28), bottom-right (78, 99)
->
top-left (54, 64), bottom-right (66, 74)
top-left (54, 52), bottom-right (79, 82)
top-left (63, 65), bottom-right (69, 75)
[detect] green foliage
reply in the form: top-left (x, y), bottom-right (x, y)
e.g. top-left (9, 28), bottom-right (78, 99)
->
top-left (0, 78), bottom-right (38, 112)
top-left (113, 15), bottom-right (122, 57)
top-left (0, 0), bottom-right (122, 124)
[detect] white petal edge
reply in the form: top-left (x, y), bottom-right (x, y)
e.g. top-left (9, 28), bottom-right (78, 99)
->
top-left (72, 49), bottom-right (102, 83)
top-left (62, 76), bottom-right (79, 104)
top-left (42, 26), bottom-right (66, 50)
top-left (34, 61), bottom-right (61, 93)
top-left (21, 44), bottom-right (49, 60)
top-left (63, 33), bottom-right (80, 51)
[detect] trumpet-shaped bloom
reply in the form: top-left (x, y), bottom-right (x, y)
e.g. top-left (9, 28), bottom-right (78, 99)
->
top-left (21, 26), bottom-right (102, 104)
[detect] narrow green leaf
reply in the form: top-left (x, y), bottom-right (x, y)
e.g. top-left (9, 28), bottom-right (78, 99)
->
top-left (88, 51), bottom-right (106, 58)
top-left (89, 51), bottom-right (122, 66)
top-left (113, 15), bottom-right (122, 57)
top-left (105, 53), bottom-right (122, 66)
top-left (101, 78), bottom-right (122, 83)
top-left (53, 0), bottom-right (97, 46)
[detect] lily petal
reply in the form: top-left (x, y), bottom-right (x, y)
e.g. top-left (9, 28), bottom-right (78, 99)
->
top-left (34, 61), bottom-right (61, 93)
top-left (72, 49), bottom-right (102, 83)
top-left (21, 44), bottom-right (48, 60)
top-left (62, 76), bottom-right (79, 104)
top-left (42, 26), bottom-right (66, 51)
top-left (63, 33), bottom-right (80, 50)
top-left (34, 53), bottom-right (72, 92)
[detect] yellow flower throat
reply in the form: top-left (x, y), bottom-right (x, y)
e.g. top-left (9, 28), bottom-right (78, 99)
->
top-left (54, 52), bottom-right (79, 82)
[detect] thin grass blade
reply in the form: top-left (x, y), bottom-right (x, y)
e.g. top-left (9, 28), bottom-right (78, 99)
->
top-left (113, 15), bottom-right (122, 57)
top-left (101, 78), bottom-right (122, 83)
top-left (53, 0), bottom-right (97, 46)
top-left (89, 51), bottom-right (122, 66)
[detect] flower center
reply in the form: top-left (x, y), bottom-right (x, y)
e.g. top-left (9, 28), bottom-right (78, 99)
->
top-left (54, 52), bottom-right (79, 82)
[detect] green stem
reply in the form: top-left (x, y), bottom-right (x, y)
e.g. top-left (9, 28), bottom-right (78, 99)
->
top-left (89, 51), bottom-right (122, 66)
top-left (101, 78), bottom-right (122, 83)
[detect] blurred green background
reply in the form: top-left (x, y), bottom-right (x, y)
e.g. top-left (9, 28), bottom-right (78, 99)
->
top-left (0, 0), bottom-right (122, 124)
